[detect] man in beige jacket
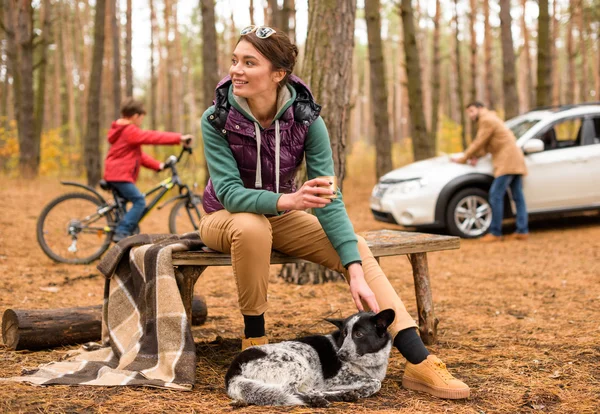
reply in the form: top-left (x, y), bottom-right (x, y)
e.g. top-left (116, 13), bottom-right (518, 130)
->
top-left (452, 102), bottom-right (529, 242)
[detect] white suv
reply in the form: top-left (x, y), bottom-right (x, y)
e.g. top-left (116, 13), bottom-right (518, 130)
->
top-left (370, 104), bottom-right (600, 238)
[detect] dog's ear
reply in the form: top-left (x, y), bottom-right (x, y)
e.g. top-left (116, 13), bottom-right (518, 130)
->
top-left (325, 318), bottom-right (345, 331)
top-left (371, 309), bottom-right (396, 336)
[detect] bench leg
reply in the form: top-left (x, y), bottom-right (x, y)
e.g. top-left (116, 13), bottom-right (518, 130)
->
top-left (176, 266), bottom-right (207, 325)
top-left (408, 253), bottom-right (439, 345)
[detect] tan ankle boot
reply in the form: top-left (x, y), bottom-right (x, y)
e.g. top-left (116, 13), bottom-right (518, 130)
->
top-left (241, 336), bottom-right (268, 351)
top-left (402, 355), bottom-right (470, 399)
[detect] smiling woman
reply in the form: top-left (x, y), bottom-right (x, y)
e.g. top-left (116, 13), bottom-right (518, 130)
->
top-left (197, 25), bottom-right (470, 401)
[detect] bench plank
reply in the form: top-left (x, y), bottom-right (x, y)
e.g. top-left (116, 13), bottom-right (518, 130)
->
top-left (172, 230), bottom-right (459, 266)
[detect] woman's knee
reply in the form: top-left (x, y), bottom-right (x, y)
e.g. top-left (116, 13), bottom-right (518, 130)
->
top-left (231, 213), bottom-right (272, 242)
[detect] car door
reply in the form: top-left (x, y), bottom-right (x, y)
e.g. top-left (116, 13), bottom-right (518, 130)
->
top-left (577, 115), bottom-right (600, 204)
top-left (523, 116), bottom-right (592, 211)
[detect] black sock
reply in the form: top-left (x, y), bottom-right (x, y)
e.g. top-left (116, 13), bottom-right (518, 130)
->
top-left (243, 314), bottom-right (265, 338)
top-left (394, 327), bottom-right (430, 364)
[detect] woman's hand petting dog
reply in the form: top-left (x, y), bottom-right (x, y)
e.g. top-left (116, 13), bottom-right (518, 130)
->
top-left (347, 263), bottom-right (380, 313)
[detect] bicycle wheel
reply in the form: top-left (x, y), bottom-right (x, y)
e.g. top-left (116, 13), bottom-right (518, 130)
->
top-left (37, 192), bottom-right (114, 264)
top-left (169, 196), bottom-right (203, 234)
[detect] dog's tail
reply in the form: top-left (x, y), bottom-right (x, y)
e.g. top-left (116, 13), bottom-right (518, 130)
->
top-left (227, 377), bottom-right (305, 406)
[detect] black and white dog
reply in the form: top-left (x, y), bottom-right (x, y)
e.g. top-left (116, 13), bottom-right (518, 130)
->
top-left (225, 309), bottom-right (395, 407)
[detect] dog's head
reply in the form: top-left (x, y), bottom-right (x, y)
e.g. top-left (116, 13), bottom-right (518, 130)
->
top-left (326, 309), bottom-right (395, 366)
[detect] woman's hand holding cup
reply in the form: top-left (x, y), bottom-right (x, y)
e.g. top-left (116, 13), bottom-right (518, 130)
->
top-left (276, 177), bottom-right (336, 211)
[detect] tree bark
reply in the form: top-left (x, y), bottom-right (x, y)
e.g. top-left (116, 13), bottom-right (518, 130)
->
top-left (2, 298), bottom-right (207, 351)
top-left (279, 0), bottom-right (356, 285)
top-left (84, 0), bottom-right (106, 186)
top-left (16, 0), bottom-right (37, 177)
top-left (469, 0), bottom-right (477, 139)
top-left (365, 0), bottom-right (392, 179)
top-left (536, 0), bottom-right (552, 107)
top-left (454, 0), bottom-right (467, 150)
top-left (399, 0), bottom-right (434, 160)
top-left (125, 0), bottom-right (133, 97)
top-left (111, 0), bottom-right (121, 119)
top-left (34, 0), bottom-right (51, 164)
top-left (430, 0), bottom-right (441, 145)
top-left (163, 0), bottom-right (174, 130)
top-left (577, 0), bottom-right (588, 102)
top-left (521, 0), bottom-right (535, 109)
top-left (566, 0), bottom-right (576, 104)
top-left (551, 0), bottom-right (560, 105)
top-left (303, 0), bottom-right (356, 184)
top-left (483, 0), bottom-right (495, 109)
top-left (249, 0), bottom-right (255, 25)
top-left (149, 0), bottom-right (157, 130)
top-left (499, 0), bottom-right (519, 119)
top-left (200, 0), bottom-right (220, 186)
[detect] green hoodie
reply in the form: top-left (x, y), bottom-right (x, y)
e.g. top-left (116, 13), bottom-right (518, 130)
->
top-left (201, 84), bottom-right (360, 267)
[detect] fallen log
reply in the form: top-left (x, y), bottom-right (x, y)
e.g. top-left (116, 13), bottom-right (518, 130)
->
top-left (2, 296), bottom-right (208, 351)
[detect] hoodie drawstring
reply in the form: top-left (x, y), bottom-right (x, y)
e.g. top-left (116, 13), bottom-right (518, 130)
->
top-left (254, 122), bottom-right (262, 188)
top-left (275, 120), bottom-right (280, 194)
top-left (254, 120), bottom-right (281, 194)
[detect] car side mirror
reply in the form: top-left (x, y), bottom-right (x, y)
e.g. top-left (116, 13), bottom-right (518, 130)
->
top-left (523, 138), bottom-right (545, 154)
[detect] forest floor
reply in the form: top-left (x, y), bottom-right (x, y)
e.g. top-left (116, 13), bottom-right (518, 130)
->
top-left (0, 168), bottom-right (599, 413)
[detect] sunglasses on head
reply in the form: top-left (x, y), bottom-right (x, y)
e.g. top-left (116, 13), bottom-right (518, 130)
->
top-left (240, 25), bottom-right (276, 39)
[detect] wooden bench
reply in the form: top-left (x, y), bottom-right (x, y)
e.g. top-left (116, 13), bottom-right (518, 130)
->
top-left (172, 229), bottom-right (460, 345)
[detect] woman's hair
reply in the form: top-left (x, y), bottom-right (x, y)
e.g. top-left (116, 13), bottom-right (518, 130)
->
top-left (120, 97), bottom-right (147, 117)
top-left (238, 28), bottom-right (299, 87)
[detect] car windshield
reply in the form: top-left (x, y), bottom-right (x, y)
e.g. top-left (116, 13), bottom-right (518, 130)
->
top-left (508, 119), bottom-right (540, 139)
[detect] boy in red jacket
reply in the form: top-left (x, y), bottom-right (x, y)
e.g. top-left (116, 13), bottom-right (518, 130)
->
top-left (104, 98), bottom-right (192, 242)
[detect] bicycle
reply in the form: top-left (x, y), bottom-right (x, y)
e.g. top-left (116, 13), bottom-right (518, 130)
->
top-left (36, 147), bottom-right (203, 264)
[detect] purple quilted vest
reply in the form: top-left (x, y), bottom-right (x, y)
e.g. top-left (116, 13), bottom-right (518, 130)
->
top-left (202, 75), bottom-right (322, 213)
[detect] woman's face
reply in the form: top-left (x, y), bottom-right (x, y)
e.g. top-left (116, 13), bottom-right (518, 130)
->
top-left (230, 39), bottom-right (284, 99)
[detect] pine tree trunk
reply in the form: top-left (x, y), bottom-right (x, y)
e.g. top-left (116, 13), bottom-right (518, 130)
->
top-left (400, 0), bottom-right (433, 160)
top-left (172, 2), bottom-right (184, 132)
top-left (52, 20), bottom-right (62, 132)
top-left (289, 0), bottom-right (297, 44)
top-left (60, 3), bottom-right (79, 154)
top-left (15, 1), bottom-right (37, 178)
top-left (303, 0), bottom-right (356, 184)
top-left (536, 0), bottom-right (552, 107)
top-left (280, 0), bottom-right (292, 36)
top-left (499, 0), bottom-right (519, 119)
top-left (149, 0), bottom-right (157, 130)
top-left (84, 0), bottom-right (106, 186)
top-left (577, 0), bottom-right (588, 102)
top-left (521, 0), bottom-right (534, 109)
top-left (34, 0), bottom-right (51, 163)
top-left (249, 0), bottom-right (255, 25)
top-left (77, 1), bottom-right (91, 144)
top-left (453, 0), bottom-right (467, 150)
top-left (164, 0), bottom-right (174, 131)
top-left (111, 0), bottom-right (121, 119)
top-left (483, 0), bottom-right (495, 109)
top-left (430, 0), bottom-right (441, 145)
top-left (125, 0), bottom-right (133, 97)
top-left (551, 0), bottom-right (561, 105)
top-left (566, 0), bottom-right (576, 104)
top-left (365, 0), bottom-right (392, 179)
top-left (469, 0), bottom-right (477, 139)
top-left (279, 0), bottom-right (357, 285)
top-left (200, 0), bottom-right (220, 186)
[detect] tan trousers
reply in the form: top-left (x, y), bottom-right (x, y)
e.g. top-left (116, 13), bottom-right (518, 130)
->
top-left (198, 209), bottom-right (417, 337)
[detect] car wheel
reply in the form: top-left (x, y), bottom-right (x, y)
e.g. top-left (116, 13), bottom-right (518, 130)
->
top-left (446, 188), bottom-right (492, 238)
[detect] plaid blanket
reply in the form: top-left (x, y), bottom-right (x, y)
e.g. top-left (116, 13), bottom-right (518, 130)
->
top-left (2, 232), bottom-right (205, 390)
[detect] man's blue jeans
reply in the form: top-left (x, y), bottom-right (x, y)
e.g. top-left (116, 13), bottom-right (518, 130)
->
top-left (488, 174), bottom-right (528, 236)
top-left (109, 182), bottom-right (146, 235)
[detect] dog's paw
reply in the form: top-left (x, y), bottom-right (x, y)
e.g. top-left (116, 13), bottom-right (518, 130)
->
top-left (340, 391), bottom-right (359, 402)
top-left (229, 400), bottom-right (249, 409)
top-left (296, 393), bottom-right (330, 408)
